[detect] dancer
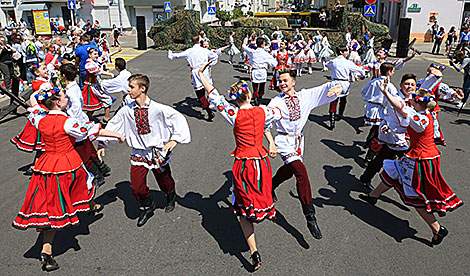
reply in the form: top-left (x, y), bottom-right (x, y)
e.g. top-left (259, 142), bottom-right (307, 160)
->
top-left (305, 34), bottom-right (317, 74)
top-left (326, 46), bottom-right (366, 129)
top-left (345, 27), bottom-right (352, 47)
top-left (198, 61), bottom-right (281, 271)
top-left (363, 47), bottom-right (416, 79)
top-left (269, 39), bottom-right (293, 91)
top-left (348, 34), bottom-right (362, 66)
top-left (60, 63), bottom-right (111, 188)
top-left (359, 82), bottom-right (463, 245)
top-left (268, 68), bottom-right (344, 239)
top-left (242, 37), bottom-right (277, 106)
top-left (82, 48), bottom-right (116, 124)
top-left (313, 31), bottom-right (323, 62)
top-left (168, 34), bottom-right (218, 121)
top-left (318, 31), bottom-right (334, 71)
top-left (359, 73), bottom-right (416, 190)
top-left (226, 31), bottom-right (240, 65)
top-left (361, 62), bottom-right (397, 164)
top-left (362, 32), bottom-right (376, 64)
top-left (271, 33), bottom-right (279, 52)
top-left (293, 38), bottom-right (307, 76)
top-left (416, 64), bottom-right (464, 145)
top-left (97, 74), bottom-right (191, 227)
top-left (12, 87), bottom-right (123, 271)
top-left (100, 57), bottom-right (132, 104)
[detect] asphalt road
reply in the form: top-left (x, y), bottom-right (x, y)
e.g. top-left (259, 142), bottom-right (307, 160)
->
top-left (0, 50), bottom-right (468, 276)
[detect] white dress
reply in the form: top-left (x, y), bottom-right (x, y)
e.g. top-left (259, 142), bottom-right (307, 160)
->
top-left (363, 37), bottom-right (377, 63)
top-left (317, 36), bottom-right (334, 59)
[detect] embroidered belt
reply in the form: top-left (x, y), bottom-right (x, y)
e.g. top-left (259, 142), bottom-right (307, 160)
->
top-left (278, 131), bottom-right (302, 137)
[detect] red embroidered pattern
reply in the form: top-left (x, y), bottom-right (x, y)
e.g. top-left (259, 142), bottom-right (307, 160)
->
top-left (134, 108), bottom-right (151, 135)
top-left (284, 96), bottom-right (301, 121)
top-left (130, 155), bottom-right (163, 166)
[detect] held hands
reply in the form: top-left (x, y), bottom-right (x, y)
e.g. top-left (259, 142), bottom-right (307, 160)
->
top-left (118, 134), bottom-right (126, 143)
top-left (162, 140), bottom-right (177, 152)
top-left (455, 88), bottom-right (464, 100)
top-left (327, 84), bottom-right (343, 97)
top-left (268, 143), bottom-right (278, 158)
top-left (97, 148), bottom-right (105, 162)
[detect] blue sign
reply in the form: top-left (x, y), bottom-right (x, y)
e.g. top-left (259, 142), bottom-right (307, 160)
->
top-left (364, 5), bottom-right (376, 16)
top-left (164, 2), bottom-right (171, 12)
top-left (67, 0), bottom-right (76, 10)
top-left (208, 6), bottom-right (216, 15)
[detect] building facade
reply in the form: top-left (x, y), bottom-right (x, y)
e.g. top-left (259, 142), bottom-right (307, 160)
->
top-left (374, 0), bottom-right (467, 42)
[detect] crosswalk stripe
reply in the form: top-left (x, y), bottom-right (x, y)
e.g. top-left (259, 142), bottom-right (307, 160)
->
top-left (106, 48), bottom-right (149, 70)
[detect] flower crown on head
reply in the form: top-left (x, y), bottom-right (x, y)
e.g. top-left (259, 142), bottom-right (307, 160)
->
top-left (412, 88), bottom-right (435, 103)
top-left (228, 80), bottom-right (249, 100)
top-left (379, 48), bottom-right (390, 56)
top-left (35, 87), bottom-right (60, 102)
top-left (430, 63), bottom-right (446, 71)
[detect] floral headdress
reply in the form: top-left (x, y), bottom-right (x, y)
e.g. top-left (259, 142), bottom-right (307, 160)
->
top-left (379, 48), bottom-right (390, 56)
top-left (430, 63), bottom-right (446, 71)
top-left (228, 80), bottom-right (249, 100)
top-left (412, 88), bottom-right (435, 103)
top-left (35, 87), bottom-right (60, 102)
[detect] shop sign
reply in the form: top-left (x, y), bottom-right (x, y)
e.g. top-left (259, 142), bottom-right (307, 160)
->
top-left (407, 3), bottom-right (421, 13)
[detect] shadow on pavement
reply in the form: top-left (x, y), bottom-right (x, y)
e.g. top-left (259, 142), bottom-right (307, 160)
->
top-left (315, 165), bottom-right (431, 246)
top-left (440, 104), bottom-right (470, 116)
top-left (321, 139), bottom-right (366, 168)
top-left (273, 210), bottom-right (310, 249)
top-left (173, 97), bottom-right (205, 121)
top-left (177, 171), bottom-right (253, 272)
top-left (450, 118), bottom-right (470, 126)
top-left (23, 213), bottom-right (104, 259)
top-left (342, 115), bottom-right (365, 134)
top-left (308, 114), bottom-right (330, 130)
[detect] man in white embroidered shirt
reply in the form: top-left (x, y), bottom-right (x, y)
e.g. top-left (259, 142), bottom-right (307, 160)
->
top-left (97, 74), bottom-right (191, 227)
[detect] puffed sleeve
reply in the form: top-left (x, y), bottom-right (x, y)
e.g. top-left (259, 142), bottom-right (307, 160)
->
top-left (261, 105), bottom-right (282, 130)
top-left (207, 88), bottom-right (238, 126)
top-left (393, 59), bottom-right (405, 71)
top-left (302, 81), bottom-right (341, 113)
top-left (64, 118), bottom-right (102, 140)
top-left (407, 110), bottom-right (429, 133)
top-left (161, 105), bottom-right (191, 144)
top-left (96, 107), bottom-right (126, 147)
top-left (85, 61), bottom-right (100, 75)
top-left (27, 104), bottom-right (48, 128)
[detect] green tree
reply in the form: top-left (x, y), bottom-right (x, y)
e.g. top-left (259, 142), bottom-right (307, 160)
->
top-left (247, 11), bottom-right (254, 17)
top-left (216, 10), bottom-right (231, 22)
top-left (232, 8), bottom-right (243, 19)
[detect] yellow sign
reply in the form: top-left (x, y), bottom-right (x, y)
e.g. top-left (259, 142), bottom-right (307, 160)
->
top-left (33, 10), bottom-right (52, 35)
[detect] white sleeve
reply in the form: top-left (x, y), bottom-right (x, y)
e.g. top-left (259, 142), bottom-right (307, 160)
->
top-left (66, 93), bottom-right (84, 120)
top-left (168, 48), bottom-right (189, 60)
top-left (261, 105), bottom-right (282, 130)
top-left (207, 88), bottom-right (238, 126)
top-left (438, 83), bottom-right (457, 101)
top-left (265, 52), bottom-right (278, 68)
top-left (96, 107), bottom-right (126, 147)
top-left (161, 105), bottom-right (191, 144)
top-left (303, 81), bottom-right (340, 112)
top-left (27, 104), bottom-right (48, 128)
top-left (64, 118), bottom-right (102, 140)
top-left (407, 110), bottom-right (430, 133)
top-left (348, 61), bottom-right (366, 77)
top-left (394, 59), bottom-right (405, 71)
top-left (85, 61), bottom-right (100, 75)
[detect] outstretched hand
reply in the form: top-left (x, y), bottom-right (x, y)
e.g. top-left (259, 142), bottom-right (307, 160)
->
top-left (379, 77), bottom-right (390, 93)
top-left (429, 67), bottom-right (443, 77)
top-left (198, 60), bottom-right (213, 74)
top-left (327, 84), bottom-right (343, 97)
top-left (268, 143), bottom-right (278, 158)
top-left (97, 148), bottom-right (105, 163)
top-left (162, 140), bottom-right (177, 152)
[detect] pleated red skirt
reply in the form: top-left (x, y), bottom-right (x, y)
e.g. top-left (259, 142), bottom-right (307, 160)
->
top-left (380, 157), bottom-right (463, 216)
top-left (232, 157), bottom-right (276, 223)
top-left (13, 165), bottom-right (95, 231)
top-left (11, 121), bottom-right (45, 152)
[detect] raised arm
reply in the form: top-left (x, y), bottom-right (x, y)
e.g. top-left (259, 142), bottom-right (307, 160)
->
top-left (379, 77), bottom-right (407, 118)
top-left (197, 60), bottom-right (215, 93)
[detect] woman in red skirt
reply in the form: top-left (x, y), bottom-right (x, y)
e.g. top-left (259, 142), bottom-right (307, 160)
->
top-left (198, 61), bottom-right (281, 271)
top-left (359, 80), bottom-right (463, 245)
top-left (12, 88), bottom-right (124, 271)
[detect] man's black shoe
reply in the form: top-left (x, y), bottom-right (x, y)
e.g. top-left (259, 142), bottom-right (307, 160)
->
top-left (165, 190), bottom-right (176, 213)
top-left (137, 200), bottom-right (157, 227)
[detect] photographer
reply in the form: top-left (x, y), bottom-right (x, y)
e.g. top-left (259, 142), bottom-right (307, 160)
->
top-left (450, 50), bottom-right (470, 108)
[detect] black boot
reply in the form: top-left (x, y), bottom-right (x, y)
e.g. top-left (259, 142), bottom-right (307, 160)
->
top-left (205, 108), bottom-right (215, 122)
top-left (329, 112), bottom-right (336, 130)
top-left (137, 197), bottom-right (157, 227)
top-left (164, 189), bottom-right (176, 213)
top-left (301, 202), bottom-right (322, 239)
top-left (93, 158), bottom-right (111, 176)
top-left (88, 162), bottom-right (105, 189)
top-left (364, 149), bottom-right (378, 166)
top-left (24, 166), bottom-right (34, 176)
top-left (251, 251), bottom-right (262, 271)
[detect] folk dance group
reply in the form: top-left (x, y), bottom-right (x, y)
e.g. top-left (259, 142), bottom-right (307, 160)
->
top-left (11, 31), bottom-right (464, 272)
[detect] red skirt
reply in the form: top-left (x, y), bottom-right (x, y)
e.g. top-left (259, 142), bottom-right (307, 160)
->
top-left (232, 157), bottom-right (276, 223)
top-left (82, 84), bottom-right (106, 111)
top-left (11, 121), bottom-right (45, 152)
top-left (12, 165), bottom-right (95, 231)
top-left (380, 157), bottom-right (463, 216)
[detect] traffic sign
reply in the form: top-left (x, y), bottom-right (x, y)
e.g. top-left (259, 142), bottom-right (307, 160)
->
top-left (208, 6), bottom-right (216, 15)
top-left (164, 2), bottom-right (171, 13)
top-left (365, 0), bottom-right (376, 4)
top-left (67, 0), bottom-right (76, 10)
top-left (364, 5), bottom-right (376, 16)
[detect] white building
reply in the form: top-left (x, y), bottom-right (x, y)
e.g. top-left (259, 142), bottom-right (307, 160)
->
top-left (0, 0), bottom-right (277, 33)
top-left (374, 0), bottom-right (468, 42)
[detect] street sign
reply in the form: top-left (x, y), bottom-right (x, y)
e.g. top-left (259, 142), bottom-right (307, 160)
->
top-left (364, 5), bottom-right (376, 16)
top-left (208, 6), bottom-right (216, 15)
top-left (67, 0), bottom-right (76, 10)
top-left (365, 0), bottom-right (376, 4)
top-left (164, 2), bottom-right (171, 13)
